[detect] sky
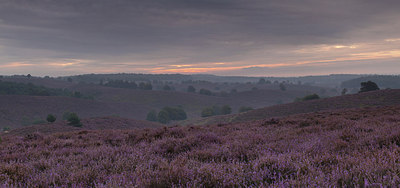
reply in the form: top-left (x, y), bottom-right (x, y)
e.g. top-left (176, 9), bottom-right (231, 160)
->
top-left (0, 0), bottom-right (400, 77)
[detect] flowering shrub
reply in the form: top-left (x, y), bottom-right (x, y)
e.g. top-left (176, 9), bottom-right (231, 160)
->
top-left (1, 105), bottom-right (400, 186)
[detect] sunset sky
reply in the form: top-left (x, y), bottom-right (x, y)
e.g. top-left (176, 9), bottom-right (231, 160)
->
top-left (0, 0), bottom-right (399, 76)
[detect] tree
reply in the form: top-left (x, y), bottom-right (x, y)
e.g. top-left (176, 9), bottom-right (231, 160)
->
top-left (239, 106), bottom-right (253, 113)
top-left (27, 74), bottom-right (32, 78)
top-left (279, 83), bottom-right (286, 91)
top-left (67, 113), bottom-right (82, 127)
top-left (341, 88), bottom-right (348, 95)
top-left (296, 94), bottom-right (320, 102)
top-left (146, 110), bottom-right (158, 122)
top-left (359, 81), bottom-right (380, 93)
top-left (220, 105), bottom-right (232, 115)
top-left (258, 78), bottom-right (266, 84)
top-left (162, 85), bottom-right (172, 91)
top-left (199, 88), bottom-right (213, 96)
top-left (187, 85), bottom-right (196, 93)
top-left (157, 110), bottom-right (170, 124)
top-left (46, 114), bottom-right (57, 123)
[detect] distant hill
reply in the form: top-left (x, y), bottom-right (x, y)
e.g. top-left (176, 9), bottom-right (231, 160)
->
top-left (61, 73), bottom-right (362, 87)
top-left (341, 75), bottom-right (400, 90)
top-left (182, 89), bottom-right (400, 125)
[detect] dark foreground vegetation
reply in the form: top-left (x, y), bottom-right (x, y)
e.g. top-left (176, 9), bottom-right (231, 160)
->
top-left (1, 105), bottom-right (400, 186)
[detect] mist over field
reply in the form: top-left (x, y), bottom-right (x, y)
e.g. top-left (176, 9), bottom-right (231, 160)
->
top-left (1, 0), bottom-right (400, 187)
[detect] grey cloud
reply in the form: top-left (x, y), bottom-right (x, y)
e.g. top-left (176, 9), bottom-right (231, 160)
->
top-left (0, 0), bottom-right (400, 75)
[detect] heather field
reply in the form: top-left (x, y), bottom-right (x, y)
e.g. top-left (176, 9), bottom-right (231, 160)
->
top-left (1, 105), bottom-right (400, 187)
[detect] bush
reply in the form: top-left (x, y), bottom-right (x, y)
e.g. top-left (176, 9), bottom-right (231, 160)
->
top-left (187, 85), bottom-right (196, 93)
top-left (67, 113), bottom-right (82, 127)
top-left (162, 85), bottom-right (172, 91)
top-left (157, 110), bottom-right (170, 124)
top-left (46, 114), bottom-right (57, 123)
top-left (199, 89), bottom-right (213, 96)
top-left (239, 106), bottom-right (253, 113)
top-left (296, 94), bottom-right (320, 102)
top-left (279, 83), bottom-right (286, 91)
top-left (62, 112), bottom-right (73, 120)
top-left (201, 105), bottom-right (232, 117)
top-left (359, 81), bottom-right (380, 93)
top-left (146, 110), bottom-right (158, 122)
top-left (201, 107), bottom-right (215, 117)
top-left (220, 105), bottom-right (232, 115)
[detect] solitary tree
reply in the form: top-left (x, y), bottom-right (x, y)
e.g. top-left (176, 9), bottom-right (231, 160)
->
top-left (46, 114), bottom-right (57, 123)
top-left (157, 110), bottom-right (170, 124)
top-left (341, 88), bottom-right (348, 95)
top-left (359, 81), bottom-right (380, 93)
top-left (279, 83), bottom-right (286, 91)
top-left (220, 105), bottom-right (232, 115)
top-left (67, 113), bottom-right (82, 127)
top-left (187, 85), bottom-right (196, 93)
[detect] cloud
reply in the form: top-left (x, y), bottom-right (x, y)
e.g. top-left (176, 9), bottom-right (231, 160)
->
top-left (0, 0), bottom-right (400, 76)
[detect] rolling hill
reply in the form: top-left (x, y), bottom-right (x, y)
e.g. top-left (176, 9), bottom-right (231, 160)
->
top-left (0, 76), bottom-right (339, 129)
top-left (182, 89), bottom-right (400, 126)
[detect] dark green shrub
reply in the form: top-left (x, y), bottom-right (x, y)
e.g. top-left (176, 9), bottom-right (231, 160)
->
top-left (163, 85), bottom-right (172, 91)
top-left (302, 94), bottom-right (320, 101)
top-left (220, 105), bottom-right (232, 115)
top-left (46, 114), bottom-right (57, 123)
top-left (239, 106), bottom-right (253, 113)
top-left (146, 110), bottom-right (158, 122)
top-left (201, 105), bottom-right (232, 117)
top-left (157, 110), bottom-right (170, 124)
top-left (187, 85), bottom-right (196, 93)
top-left (199, 89), bottom-right (213, 96)
top-left (67, 113), bottom-right (82, 127)
top-left (279, 83), bottom-right (286, 91)
top-left (359, 81), bottom-right (380, 93)
top-left (62, 111), bottom-right (73, 120)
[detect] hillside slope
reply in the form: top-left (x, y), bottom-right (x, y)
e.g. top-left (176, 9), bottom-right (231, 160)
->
top-left (1, 104), bottom-right (399, 186)
top-left (0, 95), bottom-right (149, 129)
top-left (3, 116), bottom-right (162, 136)
top-left (183, 89), bottom-right (400, 125)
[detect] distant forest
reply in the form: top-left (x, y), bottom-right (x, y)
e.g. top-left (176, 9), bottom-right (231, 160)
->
top-left (0, 80), bottom-right (91, 99)
top-left (61, 73), bottom-right (363, 87)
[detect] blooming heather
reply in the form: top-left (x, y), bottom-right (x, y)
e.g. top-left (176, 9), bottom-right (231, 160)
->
top-left (1, 105), bottom-right (400, 186)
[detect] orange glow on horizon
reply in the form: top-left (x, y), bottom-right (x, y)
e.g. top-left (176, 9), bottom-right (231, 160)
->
top-left (0, 62), bottom-right (34, 68)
